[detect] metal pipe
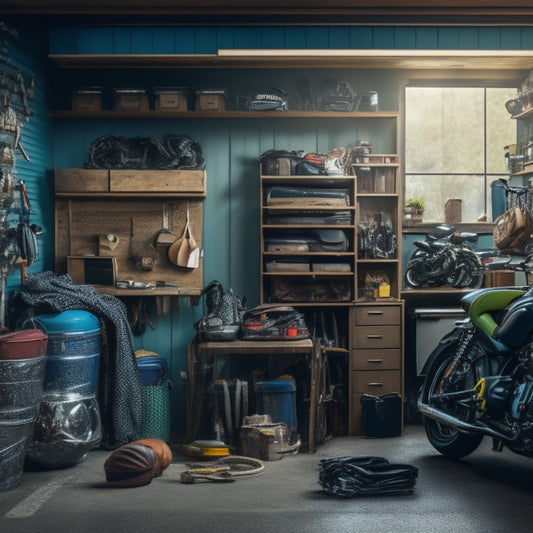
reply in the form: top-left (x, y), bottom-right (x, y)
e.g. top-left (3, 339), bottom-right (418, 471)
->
top-left (417, 400), bottom-right (516, 442)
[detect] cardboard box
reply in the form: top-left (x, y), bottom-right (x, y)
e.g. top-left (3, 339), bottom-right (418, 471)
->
top-left (72, 88), bottom-right (102, 112)
top-left (154, 90), bottom-right (188, 112)
top-left (114, 89), bottom-right (149, 112)
top-left (483, 270), bottom-right (516, 287)
top-left (195, 90), bottom-right (226, 111)
top-left (240, 424), bottom-right (286, 461)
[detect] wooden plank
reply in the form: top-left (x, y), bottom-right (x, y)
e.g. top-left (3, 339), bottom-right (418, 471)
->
top-left (109, 169), bottom-right (206, 195)
top-left (55, 169), bottom-right (109, 192)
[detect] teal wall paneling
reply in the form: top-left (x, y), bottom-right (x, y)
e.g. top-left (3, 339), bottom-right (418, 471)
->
top-left (78, 27), bottom-right (113, 54)
top-left (216, 27), bottom-right (235, 50)
top-left (284, 27), bottom-right (307, 49)
top-left (415, 28), bottom-right (438, 49)
top-left (348, 27), bottom-right (374, 48)
top-left (130, 27), bottom-right (154, 54)
top-left (195, 27), bottom-right (218, 54)
top-left (48, 25), bottom-right (533, 55)
top-left (234, 27), bottom-right (262, 50)
top-left (113, 27), bottom-right (132, 54)
top-left (260, 27), bottom-right (286, 49)
top-left (153, 27), bottom-right (176, 54)
top-left (306, 27), bottom-right (330, 49)
top-left (175, 27), bottom-right (196, 54)
top-left (500, 27), bottom-right (522, 50)
top-left (394, 27), bottom-right (417, 49)
top-left (328, 27), bottom-right (351, 49)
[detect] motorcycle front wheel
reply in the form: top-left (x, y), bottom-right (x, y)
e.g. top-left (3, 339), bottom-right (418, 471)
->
top-left (420, 344), bottom-right (483, 459)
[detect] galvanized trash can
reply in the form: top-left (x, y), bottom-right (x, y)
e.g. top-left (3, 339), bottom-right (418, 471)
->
top-left (0, 329), bottom-right (47, 491)
top-left (25, 310), bottom-right (102, 470)
top-left (136, 351), bottom-right (171, 442)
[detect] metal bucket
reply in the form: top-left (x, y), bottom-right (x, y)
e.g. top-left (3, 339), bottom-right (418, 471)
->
top-left (25, 311), bottom-right (102, 469)
top-left (0, 330), bottom-right (47, 491)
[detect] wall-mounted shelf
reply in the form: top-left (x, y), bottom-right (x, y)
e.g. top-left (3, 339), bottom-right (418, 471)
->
top-left (49, 110), bottom-right (399, 120)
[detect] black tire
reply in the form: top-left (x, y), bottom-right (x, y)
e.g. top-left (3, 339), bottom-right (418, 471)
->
top-left (420, 343), bottom-right (484, 460)
top-left (405, 265), bottom-right (426, 288)
top-left (453, 250), bottom-right (484, 289)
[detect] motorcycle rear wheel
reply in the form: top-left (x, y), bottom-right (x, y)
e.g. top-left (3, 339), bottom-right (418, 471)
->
top-left (405, 266), bottom-right (426, 288)
top-left (420, 346), bottom-right (483, 460)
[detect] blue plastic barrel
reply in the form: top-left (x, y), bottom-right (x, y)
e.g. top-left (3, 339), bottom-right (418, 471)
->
top-left (255, 379), bottom-right (297, 443)
top-left (35, 310), bottom-right (100, 398)
top-left (25, 310), bottom-right (102, 469)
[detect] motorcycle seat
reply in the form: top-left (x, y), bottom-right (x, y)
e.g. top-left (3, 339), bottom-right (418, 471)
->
top-left (468, 288), bottom-right (525, 337)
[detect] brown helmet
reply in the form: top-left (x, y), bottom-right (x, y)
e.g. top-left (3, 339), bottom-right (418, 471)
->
top-left (132, 438), bottom-right (172, 475)
top-left (104, 443), bottom-right (159, 487)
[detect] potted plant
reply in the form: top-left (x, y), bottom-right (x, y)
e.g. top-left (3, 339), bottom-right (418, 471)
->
top-left (404, 198), bottom-right (425, 225)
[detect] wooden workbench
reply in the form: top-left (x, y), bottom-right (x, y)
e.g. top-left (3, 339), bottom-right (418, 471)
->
top-left (186, 336), bottom-right (322, 452)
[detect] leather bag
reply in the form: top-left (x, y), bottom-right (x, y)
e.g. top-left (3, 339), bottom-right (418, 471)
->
top-left (493, 206), bottom-right (532, 252)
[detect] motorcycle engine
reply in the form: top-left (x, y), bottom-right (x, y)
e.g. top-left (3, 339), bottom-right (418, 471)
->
top-left (511, 379), bottom-right (533, 420)
top-left (483, 376), bottom-right (533, 421)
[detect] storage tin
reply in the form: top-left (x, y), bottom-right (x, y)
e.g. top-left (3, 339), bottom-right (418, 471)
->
top-left (154, 88), bottom-right (188, 111)
top-left (195, 89), bottom-right (227, 111)
top-left (114, 88), bottom-right (150, 112)
top-left (72, 87), bottom-right (103, 112)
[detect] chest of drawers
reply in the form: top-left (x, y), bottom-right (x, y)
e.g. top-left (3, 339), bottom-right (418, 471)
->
top-left (348, 302), bottom-right (404, 435)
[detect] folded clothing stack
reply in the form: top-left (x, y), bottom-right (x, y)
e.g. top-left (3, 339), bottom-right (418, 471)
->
top-left (318, 456), bottom-right (418, 498)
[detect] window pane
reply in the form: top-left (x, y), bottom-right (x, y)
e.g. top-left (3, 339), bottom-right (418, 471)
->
top-left (405, 87), bottom-right (485, 174)
top-left (405, 174), bottom-right (486, 222)
top-left (486, 88), bottom-right (518, 174)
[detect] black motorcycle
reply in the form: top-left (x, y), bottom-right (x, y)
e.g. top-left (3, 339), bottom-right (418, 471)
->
top-left (404, 224), bottom-right (484, 289)
top-left (418, 255), bottom-right (533, 460)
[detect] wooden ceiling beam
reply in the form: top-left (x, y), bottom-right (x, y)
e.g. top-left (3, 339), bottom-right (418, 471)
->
top-left (3, 3), bottom-right (533, 26)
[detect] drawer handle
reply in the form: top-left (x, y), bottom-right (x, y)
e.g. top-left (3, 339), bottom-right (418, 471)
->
top-left (367, 382), bottom-right (384, 387)
top-left (367, 335), bottom-right (383, 339)
top-left (367, 311), bottom-right (384, 316)
top-left (367, 359), bottom-right (384, 363)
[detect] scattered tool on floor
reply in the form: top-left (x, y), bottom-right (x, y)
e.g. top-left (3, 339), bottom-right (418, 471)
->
top-left (180, 469), bottom-right (235, 484)
top-left (186, 455), bottom-right (265, 476)
top-left (180, 439), bottom-right (230, 458)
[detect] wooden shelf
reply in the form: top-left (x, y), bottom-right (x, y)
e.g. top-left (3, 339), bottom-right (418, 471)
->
top-left (48, 51), bottom-right (533, 71)
top-left (49, 110), bottom-right (399, 120)
top-left (262, 271), bottom-right (354, 276)
top-left (94, 285), bottom-right (201, 297)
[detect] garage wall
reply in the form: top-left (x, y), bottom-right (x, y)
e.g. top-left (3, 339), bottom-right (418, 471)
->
top-left (39, 23), bottom-right (533, 434)
top-left (3, 26), bottom-right (53, 303)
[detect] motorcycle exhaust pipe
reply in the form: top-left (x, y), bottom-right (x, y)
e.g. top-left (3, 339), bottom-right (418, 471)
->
top-left (417, 400), bottom-right (516, 442)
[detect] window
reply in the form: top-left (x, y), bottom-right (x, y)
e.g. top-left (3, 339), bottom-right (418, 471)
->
top-left (404, 86), bottom-right (517, 223)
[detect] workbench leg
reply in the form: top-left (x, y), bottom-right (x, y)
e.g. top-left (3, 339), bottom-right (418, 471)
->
top-left (308, 341), bottom-right (322, 453)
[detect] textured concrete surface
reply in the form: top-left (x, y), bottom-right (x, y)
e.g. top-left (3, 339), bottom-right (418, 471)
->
top-left (2, 425), bottom-right (533, 533)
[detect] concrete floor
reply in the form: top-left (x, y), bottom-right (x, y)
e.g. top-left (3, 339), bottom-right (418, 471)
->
top-left (2, 424), bottom-right (533, 533)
